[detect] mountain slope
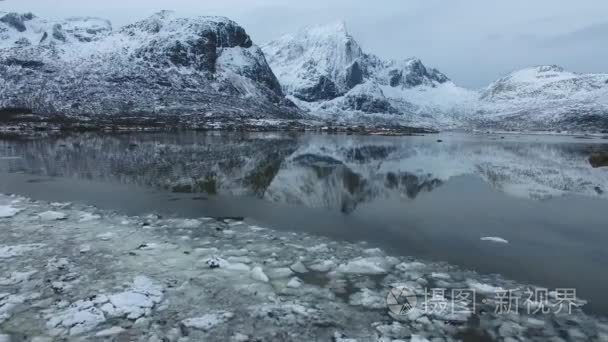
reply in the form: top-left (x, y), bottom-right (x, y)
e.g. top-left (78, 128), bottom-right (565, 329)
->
top-left (262, 22), bottom-right (477, 128)
top-left (0, 11), bottom-right (301, 119)
top-left (263, 23), bottom-right (608, 132)
top-left (474, 65), bottom-right (608, 131)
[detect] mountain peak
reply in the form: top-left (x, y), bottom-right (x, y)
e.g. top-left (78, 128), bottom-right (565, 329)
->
top-left (301, 21), bottom-right (349, 36)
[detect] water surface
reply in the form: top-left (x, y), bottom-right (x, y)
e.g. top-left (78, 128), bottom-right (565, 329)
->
top-left (1, 131), bottom-right (607, 315)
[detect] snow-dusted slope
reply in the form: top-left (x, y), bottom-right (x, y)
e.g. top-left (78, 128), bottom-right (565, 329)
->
top-left (263, 23), bottom-right (608, 132)
top-left (474, 65), bottom-right (608, 131)
top-left (262, 23), bottom-right (477, 128)
top-left (0, 11), bottom-right (300, 119)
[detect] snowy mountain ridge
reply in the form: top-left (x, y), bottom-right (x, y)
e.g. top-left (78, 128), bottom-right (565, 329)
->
top-left (262, 22), bottom-right (478, 128)
top-left (474, 65), bottom-right (608, 131)
top-left (0, 11), bottom-right (301, 119)
top-left (1, 11), bottom-right (607, 131)
top-left (263, 23), bottom-right (608, 131)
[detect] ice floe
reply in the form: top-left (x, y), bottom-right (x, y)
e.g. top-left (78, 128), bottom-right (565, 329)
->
top-left (0, 244), bottom-right (45, 258)
top-left (181, 311), bottom-right (234, 331)
top-left (38, 211), bottom-right (67, 221)
top-left (336, 257), bottom-right (397, 275)
top-left (481, 236), bottom-right (510, 244)
top-left (250, 266), bottom-right (270, 282)
top-left (0, 193), bottom-right (606, 341)
top-left (0, 205), bottom-right (22, 218)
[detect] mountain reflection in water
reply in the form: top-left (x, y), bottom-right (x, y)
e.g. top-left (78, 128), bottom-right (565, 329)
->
top-left (1, 132), bottom-right (606, 214)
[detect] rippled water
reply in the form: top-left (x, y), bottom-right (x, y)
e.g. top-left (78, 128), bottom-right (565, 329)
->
top-left (1, 131), bottom-right (608, 315)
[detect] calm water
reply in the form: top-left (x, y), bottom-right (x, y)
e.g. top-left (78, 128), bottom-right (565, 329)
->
top-left (1, 131), bottom-right (608, 315)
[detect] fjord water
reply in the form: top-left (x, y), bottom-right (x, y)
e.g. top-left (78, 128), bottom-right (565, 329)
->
top-left (1, 132), bottom-right (607, 315)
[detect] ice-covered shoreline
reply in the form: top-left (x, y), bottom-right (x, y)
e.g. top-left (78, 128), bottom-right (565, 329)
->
top-left (0, 193), bottom-right (607, 341)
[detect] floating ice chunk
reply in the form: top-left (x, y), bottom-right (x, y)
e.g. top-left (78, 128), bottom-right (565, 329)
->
top-left (349, 288), bottom-right (385, 309)
top-left (309, 260), bottom-right (336, 273)
top-left (498, 321), bottom-right (525, 338)
top-left (231, 333), bottom-right (250, 342)
top-left (0, 205), bottom-right (22, 218)
top-left (337, 257), bottom-right (395, 275)
top-left (105, 292), bottom-right (154, 319)
top-left (333, 332), bottom-right (358, 342)
top-left (46, 257), bottom-right (70, 272)
top-left (267, 267), bottom-right (294, 279)
top-left (47, 299), bottom-right (106, 336)
top-left (289, 261), bottom-right (308, 274)
top-left (196, 247), bottom-right (220, 256)
top-left (0, 293), bottom-right (30, 324)
top-left (131, 276), bottom-right (164, 301)
top-left (96, 232), bottom-right (114, 241)
top-left (79, 244), bottom-right (91, 253)
top-left (309, 243), bottom-right (329, 253)
top-left (467, 280), bottom-right (504, 294)
top-left (38, 211), bottom-right (67, 221)
top-left (249, 225), bottom-right (266, 232)
top-left (363, 248), bottom-right (384, 256)
top-left (250, 267), bottom-right (270, 283)
top-left (136, 242), bottom-right (160, 251)
top-left (395, 261), bottom-right (427, 272)
top-left (181, 311), bottom-right (234, 331)
top-left (481, 237), bottom-right (509, 244)
top-left (431, 272), bottom-right (451, 280)
top-left (225, 263), bottom-right (251, 272)
top-left (174, 219), bottom-right (202, 229)
top-left (95, 326), bottom-right (125, 337)
top-left (287, 277), bottom-right (303, 288)
top-left (100, 276), bottom-right (163, 320)
top-left (0, 244), bottom-right (45, 258)
top-left (78, 212), bottom-right (101, 222)
top-left (411, 335), bottom-right (431, 342)
top-left (0, 270), bottom-right (37, 286)
top-left (227, 256), bottom-right (252, 264)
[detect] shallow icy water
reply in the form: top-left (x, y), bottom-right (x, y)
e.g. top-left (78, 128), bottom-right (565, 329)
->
top-left (0, 132), bottom-right (608, 322)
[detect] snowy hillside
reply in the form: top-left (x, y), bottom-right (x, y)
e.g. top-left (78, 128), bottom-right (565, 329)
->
top-left (474, 65), bottom-right (608, 131)
top-left (263, 24), bottom-right (608, 132)
top-left (0, 11), bottom-right (301, 119)
top-left (262, 23), bottom-right (478, 128)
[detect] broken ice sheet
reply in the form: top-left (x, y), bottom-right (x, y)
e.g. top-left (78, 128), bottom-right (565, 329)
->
top-left (0, 193), bottom-right (606, 341)
top-left (0, 205), bottom-right (22, 218)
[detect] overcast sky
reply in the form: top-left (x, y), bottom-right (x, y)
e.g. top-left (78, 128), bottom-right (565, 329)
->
top-left (2, 0), bottom-right (607, 88)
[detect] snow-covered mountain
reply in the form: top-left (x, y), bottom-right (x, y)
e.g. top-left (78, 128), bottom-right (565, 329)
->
top-left (474, 65), bottom-right (608, 131)
top-left (263, 23), bottom-right (608, 132)
top-left (262, 22), bottom-right (478, 128)
top-left (0, 11), bottom-right (301, 119)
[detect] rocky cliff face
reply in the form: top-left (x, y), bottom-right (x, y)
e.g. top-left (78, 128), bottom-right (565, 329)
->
top-left (262, 22), bottom-right (477, 128)
top-left (0, 11), bottom-right (301, 119)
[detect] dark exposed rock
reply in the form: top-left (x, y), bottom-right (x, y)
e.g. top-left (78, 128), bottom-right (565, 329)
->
top-left (294, 76), bottom-right (339, 102)
top-left (345, 61), bottom-right (364, 89)
top-left (52, 24), bottom-right (66, 42)
top-left (0, 12), bottom-right (34, 32)
top-left (3, 58), bottom-right (44, 69)
top-left (342, 93), bottom-right (397, 114)
top-left (589, 153), bottom-right (608, 168)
